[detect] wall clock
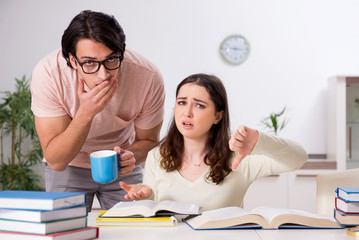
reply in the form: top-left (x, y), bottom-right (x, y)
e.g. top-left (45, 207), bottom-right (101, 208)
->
top-left (220, 34), bottom-right (250, 65)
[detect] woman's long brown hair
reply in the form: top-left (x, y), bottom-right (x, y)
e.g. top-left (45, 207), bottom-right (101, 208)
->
top-left (159, 74), bottom-right (233, 184)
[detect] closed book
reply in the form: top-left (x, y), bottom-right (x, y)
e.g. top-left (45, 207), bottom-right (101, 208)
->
top-left (336, 187), bottom-right (359, 202)
top-left (335, 197), bottom-right (359, 214)
top-left (0, 226), bottom-right (98, 240)
top-left (0, 216), bottom-right (87, 235)
top-left (334, 209), bottom-right (359, 227)
top-left (96, 210), bottom-right (176, 227)
top-left (0, 191), bottom-right (86, 210)
top-left (0, 205), bottom-right (87, 222)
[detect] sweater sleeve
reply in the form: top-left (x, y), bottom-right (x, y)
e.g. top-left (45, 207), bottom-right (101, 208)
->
top-left (236, 132), bottom-right (308, 183)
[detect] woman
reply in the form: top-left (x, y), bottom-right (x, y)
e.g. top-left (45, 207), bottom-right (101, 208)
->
top-left (120, 73), bottom-right (307, 211)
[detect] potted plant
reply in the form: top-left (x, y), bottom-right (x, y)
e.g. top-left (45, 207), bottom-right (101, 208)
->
top-left (0, 75), bottom-right (43, 190)
top-left (355, 98), bottom-right (359, 111)
top-left (260, 106), bottom-right (289, 136)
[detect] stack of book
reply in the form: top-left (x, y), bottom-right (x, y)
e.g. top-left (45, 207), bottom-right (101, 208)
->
top-left (0, 190), bottom-right (99, 239)
top-left (96, 199), bottom-right (200, 227)
top-left (334, 187), bottom-right (359, 227)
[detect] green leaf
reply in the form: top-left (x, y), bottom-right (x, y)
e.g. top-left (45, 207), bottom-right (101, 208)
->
top-left (0, 75), bottom-right (43, 190)
top-left (259, 106), bottom-right (289, 135)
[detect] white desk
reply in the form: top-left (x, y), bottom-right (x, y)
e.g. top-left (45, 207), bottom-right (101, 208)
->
top-left (257, 229), bottom-right (352, 240)
top-left (88, 210), bottom-right (352, 240)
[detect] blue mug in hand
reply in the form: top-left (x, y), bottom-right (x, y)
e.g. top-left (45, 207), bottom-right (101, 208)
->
top-left (90, 150), bottom-right (121, 184)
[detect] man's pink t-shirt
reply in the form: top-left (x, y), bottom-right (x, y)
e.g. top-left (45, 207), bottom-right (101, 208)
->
top-left (31, 48), bottom-right (165, 168)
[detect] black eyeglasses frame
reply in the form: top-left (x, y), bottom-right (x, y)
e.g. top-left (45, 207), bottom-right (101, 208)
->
top-left (74, 54), bottom-right (123, 74)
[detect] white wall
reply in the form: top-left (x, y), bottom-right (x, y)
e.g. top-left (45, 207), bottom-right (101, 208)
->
top-left (1, 0), bottom-right (359, 156)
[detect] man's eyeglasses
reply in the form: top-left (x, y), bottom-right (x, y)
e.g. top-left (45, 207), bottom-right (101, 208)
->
top-left (74, 55), bottom-right (123, 74)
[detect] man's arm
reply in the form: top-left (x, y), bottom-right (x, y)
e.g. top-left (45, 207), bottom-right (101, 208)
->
top-left (35, 78), bottom-right (118, 172)
top-left (131, 121), bottom-right (163, 164)
top-left (35, 108), bottom-right (93, 171)
top-left (117, 121), bottom-right (162, 176)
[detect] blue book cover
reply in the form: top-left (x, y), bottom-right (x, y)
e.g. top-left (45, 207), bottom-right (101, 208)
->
top-left (336, 187), bottom-right (359, 202)
top-left (0, 191), bottom-right (86, 210)
top-left (183, 218), bottom-right (262, 230)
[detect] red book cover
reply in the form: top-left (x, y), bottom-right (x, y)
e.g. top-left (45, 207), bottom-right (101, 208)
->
top-left (0, 226), bottom-right (99, 240)
top-left (335, 197), bottom-right (359, 214)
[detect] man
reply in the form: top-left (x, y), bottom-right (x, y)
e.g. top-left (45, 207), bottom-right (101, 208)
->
top-left (31, 10), bottom-right (165, 210)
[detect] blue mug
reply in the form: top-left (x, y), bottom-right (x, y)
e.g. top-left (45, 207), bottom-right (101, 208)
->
top-left (90, 150), bottom-right (121, 184)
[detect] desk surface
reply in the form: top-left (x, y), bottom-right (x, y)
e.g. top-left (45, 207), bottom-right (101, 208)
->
top-left (88, 210), bottom-right (352, 240)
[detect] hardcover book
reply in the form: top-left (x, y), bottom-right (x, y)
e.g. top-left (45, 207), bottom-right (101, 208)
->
top-left (334, 209), bottom-right (359, 227)
top-left (0, 191), bottom-right (86, 210)
top-left (96, 210), bottom-right (176, 227)
top-left (335, 197), bottom-right (359, 214)
top-left (183, 206), bottom-right (342, 230)
top-left (0, 216), bottom-right (87, 235)
top-left (100, 199), bottom-right (200, 217)
top-left (0, 205), bottom-right (87, 222)
top-left (336, 187), bottom-right (359, 202)
top-left (0, 226), bottom-right (98, 240)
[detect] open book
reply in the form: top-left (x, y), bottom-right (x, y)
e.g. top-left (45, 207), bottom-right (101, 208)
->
top-left (101, 200), bottom-right (200, 217)
top-left (183, 206), bottom-right (342, 230)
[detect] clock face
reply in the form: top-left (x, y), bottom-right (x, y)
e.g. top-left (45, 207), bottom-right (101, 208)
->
top-left (220, 34), bottom-right (250, 65)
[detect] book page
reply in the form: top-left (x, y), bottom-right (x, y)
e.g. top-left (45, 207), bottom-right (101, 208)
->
top-left (114, 200), bottom-right (157, 209)
top-left (183, 207), bottom-right (267, 229)
top-left (252, 206), bottom-right (328, 222)
top-left (154, 200), bottom-right (199, 215)
top-left (252, 206), bottom-right (337, 228)
top-left (252, 206), bottom-right (286, 223)
top-left (201, 207), bottom-right (252, 221)
top-left (101, 200), bottom-right (157, 217)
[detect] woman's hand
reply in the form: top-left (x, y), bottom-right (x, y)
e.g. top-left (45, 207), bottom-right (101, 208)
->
top-left (229, 125), bottom-right (259, 170)
top-left (119, 181), bottom-right (152, 200)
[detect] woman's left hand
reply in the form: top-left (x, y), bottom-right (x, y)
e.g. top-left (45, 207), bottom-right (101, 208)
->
top-left (229, 125), bottom-right (259, 170)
